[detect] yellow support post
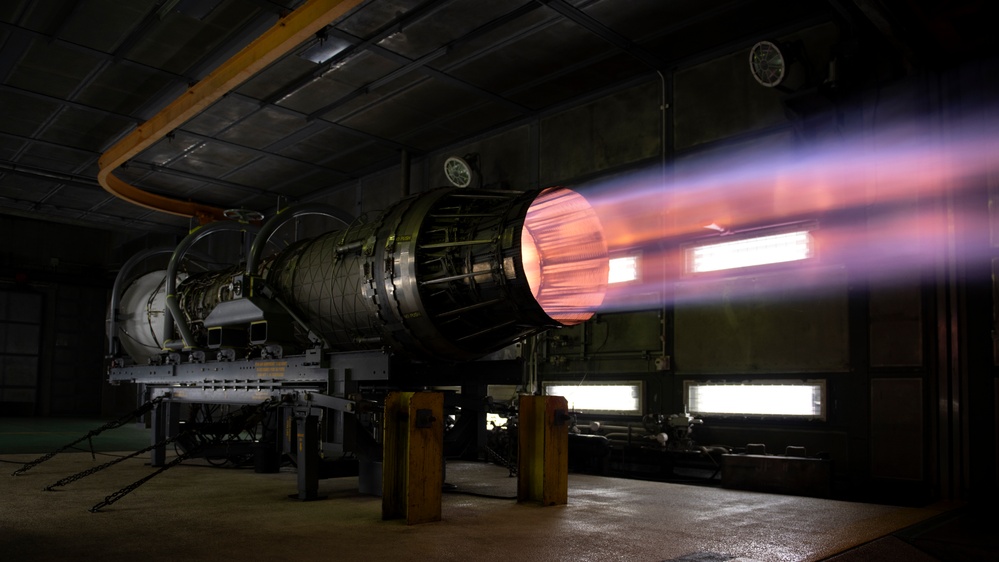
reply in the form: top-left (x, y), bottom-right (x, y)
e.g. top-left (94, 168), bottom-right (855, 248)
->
top-left (517, 394), bottom-right (569, 506)
top-left (382, 391), bottom-right (443, 524)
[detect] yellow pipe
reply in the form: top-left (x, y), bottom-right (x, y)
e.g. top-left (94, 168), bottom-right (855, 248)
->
top-left (97, 0), bottom-right (366, 224)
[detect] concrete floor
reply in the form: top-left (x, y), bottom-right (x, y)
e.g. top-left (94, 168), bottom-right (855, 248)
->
top-left (1, 450), bottom-right (956, 562)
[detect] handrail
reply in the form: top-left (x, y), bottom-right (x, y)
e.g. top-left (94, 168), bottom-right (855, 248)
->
top-left (163, 222), bottom-right (258, 349)
top-left (96, 0), bottom-right (367, 223)
top-left (246, 202), bottom-right (355, 276)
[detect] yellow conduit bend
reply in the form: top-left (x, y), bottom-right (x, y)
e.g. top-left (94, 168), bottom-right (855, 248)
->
top-left (97, 0), bottom-right (366, 224)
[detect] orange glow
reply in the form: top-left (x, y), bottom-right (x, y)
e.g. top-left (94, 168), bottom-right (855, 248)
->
top-left (522, 187), bottom-right (609, 325)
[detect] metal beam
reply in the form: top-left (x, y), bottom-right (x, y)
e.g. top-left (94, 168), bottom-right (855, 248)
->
top-left (97, 0), bottom-right (368, 223)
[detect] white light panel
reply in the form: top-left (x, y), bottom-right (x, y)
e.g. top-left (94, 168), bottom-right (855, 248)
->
top-left (608, 255), bottom-right (639, 284)
top-left (687, 230), bottom-right (813, 273)
top-left (686, 381), bottom-right (824, 419)
top-left (544, 383), bottom-right (642, 414)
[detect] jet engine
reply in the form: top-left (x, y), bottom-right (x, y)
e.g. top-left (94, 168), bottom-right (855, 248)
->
top-left (111, 186), bottom-right (609, 366)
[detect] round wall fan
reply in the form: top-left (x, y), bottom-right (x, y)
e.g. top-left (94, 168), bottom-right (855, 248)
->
top-left (749, 40), bottom-right (786, 88)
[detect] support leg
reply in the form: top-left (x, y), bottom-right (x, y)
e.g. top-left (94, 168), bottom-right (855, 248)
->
top-left (294, 412), bottom-right (323, 501)
top-left (151, 399), bottom-right (180, 467)
top-left (517, 394), bottom-right (569, 506)
top-left (382, 391), bottom-right (443, 524)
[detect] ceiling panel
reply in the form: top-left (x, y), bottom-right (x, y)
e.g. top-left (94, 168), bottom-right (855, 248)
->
top-left (222, 156), bottom-right (335, 192)
top-left (334, 0), bottom-right (429, 39)
top-left (505, 51), bottom-right (647, 109)
top-left (41, 183), bottom-right (106, 209)
top-left (319, 144), bottom-right (399, 176)
top-left (236, 54), bottom-right (318, 101)
top-left (163, 140), bottom-right (259, 179)
top-left (10, 1), bottom-right (75, 34)
top-left (339, 99), bottom-right (439, 143)
top-left (0, 174), bottom-right (50, 203)
top-left (124, 167), bottom-right (208, 199)
top-left (124, 2), bottom-right (265, 75)
top-left (184, 96), bottom-right (262, 137)
top-left (259, 167), bottom-right (346, 199)
top-left (217, 106), bottom-right (309, 150)
top-left (0, 136), bottom-right (24, 161)
top-left (270, 70), bottom-right (363, 115)
top-left (0, 3), bottom-right (26, 23)
top-left (56, 0), bottom-right (158, 53)
top-left (425, 5), bottom-right (553, 71)
top-left (137, 133), bottom-right (205, 167)
top-left (5, 38), bottom-right (103, 98)
top-left (580, 0), bottom-right (708, 41)
top-left (376, 0), bottom-right (530, 59)
top-left (0, 91), bottom-right (59, 137)
top-left (76, 63), bottom-right (175, 116)
top-left (16, 142), bottom-right (95, 173)
top-left (446, 19), bottom-right (613, 102)
top-left (418, 102), bottom-right (523, 141)
top-left (274, 125), bottom-right (371, 163)
top-left (35, 106), bottom-right (133, 152)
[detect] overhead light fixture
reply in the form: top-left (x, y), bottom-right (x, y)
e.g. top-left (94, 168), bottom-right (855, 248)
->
top-left (299, 27), bottom-right (351, 64)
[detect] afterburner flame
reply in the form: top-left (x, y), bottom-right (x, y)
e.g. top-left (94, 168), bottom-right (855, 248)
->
top-left (522, 187), bottom-right (609, 325)
top-left (577, 101), bottom-right (999, 311)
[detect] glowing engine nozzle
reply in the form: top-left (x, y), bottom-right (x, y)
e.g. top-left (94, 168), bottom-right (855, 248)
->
top-left (522, 187), bottom-right (609, 325)
top-left (115, 187), bottom-right (608, 364)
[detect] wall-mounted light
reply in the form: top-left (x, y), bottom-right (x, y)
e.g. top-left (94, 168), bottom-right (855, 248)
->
top-left (684, 226), bottom-right (815, 274)
top-left (608, 254), bottom-right (640, 284)
top-left (544, 381), bottom-right (643, 415)
top-left (684, 380), bottom-right (825, 420)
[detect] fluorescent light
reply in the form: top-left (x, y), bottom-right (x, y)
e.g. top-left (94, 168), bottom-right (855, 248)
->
top-left (686, 230), bottom-right (813, 274)
top-left (300, 36), bottom-right (351, 64)
top-left (544, 382), bottom-right (642, 414)
top-left (608, 255), bottom-right (639, 284)
top-left (685, 381), bottom-right (825, 419)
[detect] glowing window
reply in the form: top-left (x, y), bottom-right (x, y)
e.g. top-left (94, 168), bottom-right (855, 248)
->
top-left (686, 229), bottom-right (813, 274)
top-left (685, 380), bottom-right (825, 420)
top-left (608, 255), bottom-right (639, 284)
top-left (543, 382), bottom-right (642, 415)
